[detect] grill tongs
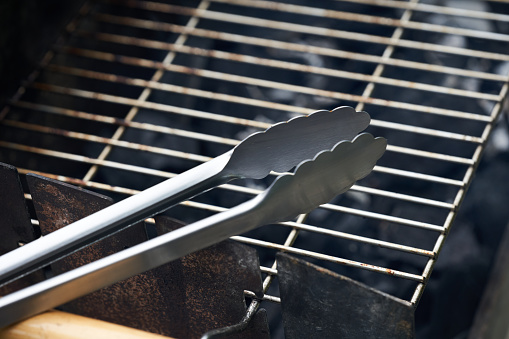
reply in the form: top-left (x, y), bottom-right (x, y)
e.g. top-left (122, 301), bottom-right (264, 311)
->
top-left (0, 106), bottom-right (371, 285)
top-left (0, 106), bottom-right (387, 327)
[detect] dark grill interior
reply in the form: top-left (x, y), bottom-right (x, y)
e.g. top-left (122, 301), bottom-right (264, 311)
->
top-left (1, 0), bottom-right (509, 337)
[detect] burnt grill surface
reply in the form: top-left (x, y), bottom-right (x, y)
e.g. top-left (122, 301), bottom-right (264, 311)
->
top-left (1, 0), bottom-right (509, 338)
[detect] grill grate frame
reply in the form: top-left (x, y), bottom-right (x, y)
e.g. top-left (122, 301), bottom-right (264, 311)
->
top-left (1, 0), bottom-right (508, 329)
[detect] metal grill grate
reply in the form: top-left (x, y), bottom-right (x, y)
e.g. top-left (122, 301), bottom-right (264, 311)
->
top-left (1, 0), bottom-right (508, 332)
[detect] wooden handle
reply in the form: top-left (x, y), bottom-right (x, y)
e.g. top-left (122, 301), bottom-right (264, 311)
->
top-left (0, 310), bottom-right (176, 339)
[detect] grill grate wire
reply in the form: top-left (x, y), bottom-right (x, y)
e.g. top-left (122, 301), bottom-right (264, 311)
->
top-left (1, 0), bottom-right (508, 327)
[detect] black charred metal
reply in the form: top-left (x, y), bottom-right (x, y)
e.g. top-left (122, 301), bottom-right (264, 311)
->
top-left (26, 173), bottom-right (155, 326)
top-left (0, 163), bottom-right (44, 295)
top-left (0, 163), bottom-right (36, 253)
top-left (152, 215), bottom-right (269, 339)
top-left (277, 253), bottom-right (415, 339)
top-left (21, 172), bottom-right (269, 338)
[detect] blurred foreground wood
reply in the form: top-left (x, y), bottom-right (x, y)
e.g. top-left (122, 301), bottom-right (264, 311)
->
top-left (0, 310), bottom-right (175, 339)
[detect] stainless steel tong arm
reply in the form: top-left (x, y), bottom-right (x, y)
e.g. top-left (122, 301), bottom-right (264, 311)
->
top-left (0, 106), bottom-right (370, 286)
top-left (0, 153), bottom-right (230, 285)
top-left (0, 133), bottom-right (387, 328)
